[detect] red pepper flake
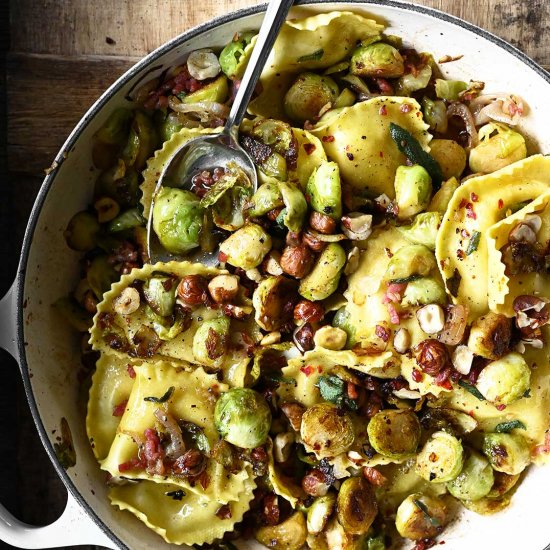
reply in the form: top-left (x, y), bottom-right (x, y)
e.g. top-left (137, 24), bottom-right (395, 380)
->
top-left (300, 365), bottom-right (315, 377)
top-left (458, 198), bottom-right (468, 209)
top-left (346, 152), bottom-right (354, 160)
top-left (379, 105), bottom-right (388, 116)
top-left (112, 399), bottom-right (128, 417)
top-left (303, 143), bottom-right (316, 155)
top-left (495, 404), bottom-right (507, 411)
top-left (400, 103), bottom-right (412, 113)
top-left (322, 135), bottom-right (335, 143)
top-left (218, 251), bottom-right (228, 263)
top-left (317, 366), bottom-right (323, 373)
top-left (498, 198), bottom-right (504, 209)
top-left (460, 229), bottom-right (470, 238)
top-left (375, 324), bottom-right (390, 342)
top-left (118, 456), bottom-right (144, 472)
top-left (470, 192), bottom-right (479, 202)
top-left (379, 151), bottom-right (384, 158)
top-left (412, 368), bottom-right (423, 383)
top-left (127, 365), bottom-right (136, 379)
top-left (456, 249), bottom-right (465, 260)
top-left (465, 203), bottom-right (477, 219)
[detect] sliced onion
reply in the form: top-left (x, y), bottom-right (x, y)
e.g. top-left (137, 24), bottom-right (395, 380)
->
top-left (447, 102), bottom-right (479, 149)
top-left (437, 304), bottom-right (469, 345)
top-left (154, 408), bottom-right (186, 459)
top-left (470, 93), bottom-right (525, 126)
top-left (341, 213), bottom-right (373, 241)
top-left (306, 229), bottom-right (347, 242)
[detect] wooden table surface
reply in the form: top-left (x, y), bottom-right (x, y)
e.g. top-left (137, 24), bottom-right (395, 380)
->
top-left (1, 1), bottom-right (548, 549)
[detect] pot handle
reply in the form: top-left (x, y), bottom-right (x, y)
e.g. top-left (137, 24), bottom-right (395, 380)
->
top-left (0, 491), bottom-right (117, 549)
top-left (0, 280), bottom-right (20, 361)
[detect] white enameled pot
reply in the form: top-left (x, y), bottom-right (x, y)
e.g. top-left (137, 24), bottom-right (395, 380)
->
top-left (1, 2), bottom-right (549, 549)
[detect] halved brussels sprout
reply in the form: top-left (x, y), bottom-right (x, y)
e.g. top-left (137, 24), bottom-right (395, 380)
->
top-left (332, 307), bottom-right (357, 348)
top-left (219, 223), bottom-right (272, 270)
top-left (367, 410), bottom-right (421, 459)
top-left (122, 110), bottom-right (157, 171)
top-left (300, 403), bottom-right (354, 458)
top-left (396, 212), bottom-right (442, 250)
top-left (307, 493), bottom-right (336, 535)
top-left (246, 180), bottom-right (284, 217)
top-left (335, 88), bottom-right (356, 109)
top-left (482, 433), bottom-right (531, 475)
top-left (64, 211), bottom-right (100, 251)
top-left (87, 255), bottom-right (118, 300)
top-left (336, 477), bottom-right (378, 535)
top-left (214, 387), bottom-right (272, 449)
top-left (279, 181), bottom-right (307, 232)
top-left (299, 243), bottom-right (346, 301)
top-left (486, 471), bottom-right (520, 500)
top-left (95, 108), bottom-right (132, 145)
top-left (469, 123), bottom-right (527, 174)
top-left (401, 278), bottom-right (447, 307)
top-left (284, 73), bottom-right (339, 123)
top-left (420, 407), bottom-right (478, 436)
top-left (350, 42), bottom-right (405, 78)
top-left (249, 118), bottom-right (297, 159)
top-left (428, 177), bottom-right (459, 215)
top-left (152, 188), bottom-right (204, 254)
top-left (467, 312), bottom-right (511, 360)
top-left (434, 79), bottom-right (467, 100)
top-left (422, 98), bottom-right (448, 133)
top-left (475, 352), bottom-right (530, 406)
top-left (306, 161), bottom-right (342, 220)
top-left (219, 31), bottom-right (256, 79)
top-left (95, 164), bottom-right (140, 208)
top-left (156, 111), bottom-right (183, 143)
top-left (384, 244), bottom-right (437, 282)
top-left (396, 63), bottom-right (432, 96)
top-left (429, 139), bottom-right (467, 181)
top-left (446, 450), bottom-right (494, 501)
top-left (108, 208), bottom-right (145, 233)
top-left (255, 511), bottom-right (307, 550)
top-left (181, 75), bottom-right (228, 104)
top-left (143, 277), bottom-right (176, 317)
top-left (253, 275), bottom-right (297, 331)
top-left (415, 431), bottom-right (464, 483)
top-left (395, 493), bottom-right (448, 540)
top-left (192, 316), bottom-right (230, 367)
top-left (394, 165), bottom-right (432, 220)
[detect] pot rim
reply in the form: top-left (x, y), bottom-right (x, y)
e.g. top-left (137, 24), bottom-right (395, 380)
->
top-left (13, 1), bottom-right (550, 548)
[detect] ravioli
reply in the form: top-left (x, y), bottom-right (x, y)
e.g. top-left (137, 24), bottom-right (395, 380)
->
top-left (86, 354), bottom-right (140, 460)
top-left (109, 473), bottom-right (256, 546)
top-left (249, 11), bottom-right (383, 120)
top-left (90, 261), bottom-right (259, 387)
top-left (140, 127), bottom-right (223, 218)
top-left (486, 190), bottom-right (550, 315)
top-left (311, 97), bottom-right (432, 198)
top-left (436, 155), bottom-right (550, 319)
top-left (400, 356), bottom-right (452, 398)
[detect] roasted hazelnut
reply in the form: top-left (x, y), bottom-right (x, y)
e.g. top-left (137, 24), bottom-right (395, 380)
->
top-left (267, 207), bottom-right (284, 222)
top-left (215, 504), bottom-right (232, 520)
top-left (177, 275), bottom-right (210, 306)
top-left (222, 303), bottom-right (252, 319)
top-left (513, 295), bottom-right (549, 329)
top-left (207, 274), bottom-right (240, 303)
top-left (362, 466), bottom-right (387, 487)
top-left (286, 231), bottom-right (303, 247)
top-left (113, 287), bottom-right (140, 315)
top-left (280, 245), bottom-right (315, 279)
top-left (309, 211), bottom-right (337, 234)
top-left (303, 230), bottom-right (326, 252)
top-left (293, 300), bottom-right (325, 323)
top-left (172, 449), bottom-right (206, 477)
top-left (261, 494), bottom-right (280, 526)
top-left (293, 322), bottom-right (315, 352)
top-left (280, 402), bottom-right (306, 432)
top-left (302, 469), bottom-right (329, 497)
top-left (415, 339), bottom-right (451, 376)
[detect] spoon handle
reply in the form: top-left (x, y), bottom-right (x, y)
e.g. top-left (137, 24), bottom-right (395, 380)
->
top-left (224, 0), bottom-right (295, 132)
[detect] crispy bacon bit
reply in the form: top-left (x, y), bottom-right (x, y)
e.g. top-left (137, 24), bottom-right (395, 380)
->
top-left (216, 504), bottom-right (232, 520)
top-left (362, 466), bottom-right (387, 486)
top-left (412, 539), bottom-right (437, 550)
top-left (118, 456), bottom-right (145, 472)
top-left (112, 400), bottom-right (128, 417)
top-left (400, 103), bottom-right (413, 113)
top-left (382, 282), bottom-right (407, 304)
top-left (434, 367), bottom-right (453, 390)
top-left (533, 430), bottom-right (550, 456)
top-left (127, 365), bottom-right (136, 379)
top-left (387, 303), bottom-right (401, 325)
top-left (465, 203), bottom-right (477, 220)
top-left (379, 105), bottom-right (388, 116)
top-left (190, 167), bottom-right (225, 198)
top-left (375, 324), bottom-right (390, 342)
top-left (498, 198), bottom-right (504, 209)
top-left (322, 135), bottom-right (335, 143)
top-left (300, 365), bottom-right (315, 377)
top-left (303, 143), bottom-right (316, 155)
top-left (470, 192), bottom-right (479, 202)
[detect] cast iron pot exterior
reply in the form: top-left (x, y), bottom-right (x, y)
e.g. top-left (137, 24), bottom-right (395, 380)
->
top-left (1, 2), bottom-right (550, 549)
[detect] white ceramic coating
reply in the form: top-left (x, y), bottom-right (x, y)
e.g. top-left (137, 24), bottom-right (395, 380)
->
top-left (4, 2), bottom-right (550, 549)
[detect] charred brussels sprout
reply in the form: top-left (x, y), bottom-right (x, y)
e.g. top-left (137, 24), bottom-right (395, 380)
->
top-left (394, 165), bottom-right (432, 220)
top-left (429, 139), bottom-right (467, 180)
top-left (396, 212), bottom-right (442, 251)
top-left (219, 31), bottom-right (256, 79)
top-left (385, 244), bottom-right (437, 282)
top-left (284, 73), bottom-right (339, 123)
top-left (395, 493), bottom-right (448, 540)
top-left (367, 410), bottom-right (421, 459)
top-left (253, 275), bottom-right (297, 331)
top-left (469, 123), bottom-right (527, 174)
top-left (482, 432), bottom-right (531, 475)
top-left (336, 477), bottom-right (378, 535)
top-left (307, 493), bottom-right (336, 535)
top-left (219, 223), bottom-right (272, 270)
top-left (246, 180), bottom-right (284, 217)
top-left (64, 211), bottom-right (100, 251)
top-left (255, 511), bottom-right (307, 550)
top-left (299, 243), bottom-right (346, 301)
top-left (446, 450), bottom-right (494, 501)
top-left (181, 74), bottom-right (229, 104)
top-left (143, 277), bottom-right (176, 317)
top-left (214, 387), bottom-right (272, 449)
top-left (415, 431), bottom-right (464, 483)
top-left (306, 161), bottom-right (342, 220)
top-left (467, 312), bottom-right (512, 360)
top-left (192, 316), bottom-right (230, 367)
top-left (401, 278), bottom-right (447, 307)
top-left (475, 353), bottom-right (531, 406)
top-left (351, 42), bottom-right (405, 78)
top-left (152, 188), bottom-right (204, 254)
top-left (122, 110), bottom-right (157, 171)
top-left (300, 403), bottom-right (354, 458)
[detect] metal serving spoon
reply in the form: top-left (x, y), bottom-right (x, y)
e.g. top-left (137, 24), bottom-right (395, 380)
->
top-left (147, 0), bottom-right (295, 264)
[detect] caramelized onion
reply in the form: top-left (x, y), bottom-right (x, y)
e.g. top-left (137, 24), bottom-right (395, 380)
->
top-left (438, 304), bottom-right (469, 345)
top-left (154, 408), bottom-right (186, 459)
top-left (447, 102), bottom-right (479, 149)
